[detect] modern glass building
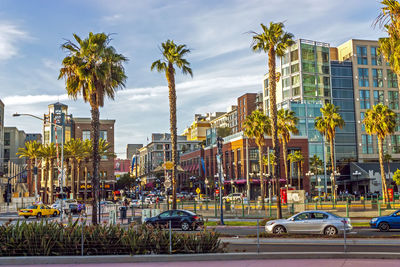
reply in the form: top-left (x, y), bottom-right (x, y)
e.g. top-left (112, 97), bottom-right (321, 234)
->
top-left (331, 60), bottom-right (358, 187)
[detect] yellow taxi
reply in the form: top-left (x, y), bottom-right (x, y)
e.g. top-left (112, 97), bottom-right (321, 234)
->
top-left (19, 204), bottom-right (60, 219)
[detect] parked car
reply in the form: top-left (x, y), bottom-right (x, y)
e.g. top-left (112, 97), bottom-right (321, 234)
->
top-left (19, 204), bottom-right (60, 219)
top-left (265, 210), bottom-right (352, 236)
top-left (370, 209), bottom-right (400, 232)
top-left (223, 193), bottom-right (243, 202)
top-left (64, 203), bottom-right (79, 215)
top-left (145, 209), bottom-right (204, 231)
top-left (264, 196), bottom-right (277, 203)
top-left (51, 199), bottom-right (77, 211)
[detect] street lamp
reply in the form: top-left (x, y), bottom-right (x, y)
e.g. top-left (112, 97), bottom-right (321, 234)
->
top-left (13, 113), bottom-right (65, 220)
top-left (216, 136), bottom-right (224, 225)
top-left (330, 171), bottom-right (340, 201)
top-left (353, 170), bottom-right (361, 195)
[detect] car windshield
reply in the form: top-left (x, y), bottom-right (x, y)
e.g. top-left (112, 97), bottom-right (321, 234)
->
top-left (391, 210), bottom-right (400, 216)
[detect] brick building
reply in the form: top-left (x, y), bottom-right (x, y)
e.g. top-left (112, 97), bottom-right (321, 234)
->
top-left (237, 93), bottom-right (257, 132)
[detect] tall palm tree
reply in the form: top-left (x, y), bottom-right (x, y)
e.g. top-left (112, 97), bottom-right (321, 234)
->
top-left (384, 153), bottom-right (393, 180)
top-left (244, 110), bottom-right (271, 210)
top-left (83, 139), bottom-right (93, 202)
top-left (263, 152), bottom-right (276, 195)
top-left (59, 33), bottom-right (127, 224)
top-left (315, 103), bottom-right (345, 202)
top-left (287, 152), bottom-right (296, 186)
top-left (290, 151), bottom-right (304, 190)
top-left (251, 22), bottom-right (294, 219)
top-left (64, 139), bottom-right (85, 199)
top-left (38, 143), bottom-right (56, 203)
top-left (17, 141), bottom-right (42, 197)
top-left (277, 109), bottom-right (299, 187)
top-left (363, 104), bottom-right (397, 204)
top-left (151, 40), bottom-right (193, 210)
top-left (75, 140), bottom-right (89, 198)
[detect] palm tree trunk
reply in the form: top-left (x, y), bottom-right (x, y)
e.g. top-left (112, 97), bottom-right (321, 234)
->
top-left (297, 162), bottom-right (301, 190)
top-left (91, 105), bottom-right (100, 225)
top-left (378, 138), bottom-right (389, 204)
top-left (44, 160), bottom-right (49, 204)
top-left (258, 145), bottom-right (265, 210)
top-left (76, 160), bottom-right (81, 200)
top-left (268, 47), bottom-right (282, 219)
top-left (289, 159), bottom-right (293, 186)
top-left (282, 140), bottom-right (288, 186)
top-left (71, 159), bottom-right (75, 199)
top-left (84, 166), bottom-right (88, 202)
top-left (167, 63), bottom-right (178, 210)
top-left (49, 159), bottom-right (54, 203)
top-left (329, 138), bottom-right (336, 202)
top-left (27, 159), bottom-right (33, 196)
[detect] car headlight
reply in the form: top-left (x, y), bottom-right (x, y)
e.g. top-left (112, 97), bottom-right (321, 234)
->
top-left (371, 218), bottom-right (378, 223)
top-left (266, 221), bottom-right (275, 226)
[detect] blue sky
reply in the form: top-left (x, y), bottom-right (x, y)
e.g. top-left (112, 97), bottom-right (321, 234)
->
top-left (0, 0), bottom-right (384, 158)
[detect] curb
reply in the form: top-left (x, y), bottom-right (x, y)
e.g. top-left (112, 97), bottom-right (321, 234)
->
top-left (2, 252), bottom-right (400, 265)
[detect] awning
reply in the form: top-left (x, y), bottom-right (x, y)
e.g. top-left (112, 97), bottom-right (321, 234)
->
top-left (194, 164), bottom-right (199, 171)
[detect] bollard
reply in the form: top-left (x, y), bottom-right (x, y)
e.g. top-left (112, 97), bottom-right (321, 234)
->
top-left (194, 201), bottom-right (197, 213)
top-left (346, 202), bottom-right (349, 218)
top-left (215, 199), bottom-right (217, 218)
top-left (169, 220), bottom-right (172, 254)
top-left (242, 199), bottom-right (245, 218)
top-left (206, 199), bottom-right (209, 210)
top-left (81, 218), bottom-right (84, 256)
top-left (268, 201), bottom-right (272, 217)
top-left (257, 219), bottom-right (260, 254)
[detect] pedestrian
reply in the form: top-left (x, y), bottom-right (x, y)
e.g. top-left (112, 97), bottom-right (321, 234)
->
top-left (77, 202), bottom-right (82, 215)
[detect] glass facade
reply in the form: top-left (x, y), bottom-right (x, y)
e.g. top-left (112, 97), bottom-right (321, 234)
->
top-left (358, 68), bottom-right (369, 87)
top-left (356, 46), bottom-right (368, 65)
top-left (387, 69), bottom-right (398, 88)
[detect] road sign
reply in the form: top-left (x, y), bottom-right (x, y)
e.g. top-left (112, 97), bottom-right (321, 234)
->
top-left (215, 189), bottom-right (220, 194)
top-left (163, 161), bottom-right (174, 170)
top-left (164, 180), bottom-right (172, 188)
top-left (196, 188), bottom-right (201, 194)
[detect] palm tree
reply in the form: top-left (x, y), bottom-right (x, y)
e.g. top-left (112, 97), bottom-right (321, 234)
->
top-left (75, 140), bottom-right (89, 198)
top-left (59, 33), bottom-right (127, 224)
top-left (38, 143), bottom-right (56, 203)
top-left (277, 109), bottom-right (299, 187)
top-left (263, 152), bottom-right (276, 195)
top-left (290, 151), bottom-right (304, 190)
top-left (243, 110), bottom-right (271, 210)
top-left (17, 141), bottom-right (42, 197)
top-left (384, 153), bottom-right (393, 180)
top-left (310, 154), bottom-right (323, 191)
top-left (64, 139), bottom-right (85, 199)
top-left (251, 22), bottom-right (294, 219)
top-left (315, 103), bottom-right (345, 202)
top-left (82, 139), bottom-right (93, 202)
top-left (363, 104), bottom-right (397, 204)
top-left (287, 152), bottom-right (296, 186)
top-left (151, 40), bottom-right (193, 210)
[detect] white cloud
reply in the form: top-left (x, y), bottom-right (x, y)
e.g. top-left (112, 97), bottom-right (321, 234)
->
top-left (0, 22), bottom-right (29, 61)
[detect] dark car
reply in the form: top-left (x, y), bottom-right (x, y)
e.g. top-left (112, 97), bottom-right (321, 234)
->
top-left (145, 209), bottom-right (204, 231)
top-left (64, 203), bottom-right (79, 215)
top-left (370, 209), bottom-right (400, 231)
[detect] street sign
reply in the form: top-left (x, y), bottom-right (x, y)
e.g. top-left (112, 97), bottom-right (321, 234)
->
top-left (215, 189), bottom-right (220, 194)
top-left (164, 180), bottom-right (172, 188)
top-left (315, 186), bottom-right (324, 188)
top-left (196, 188), bottom-right (201, 194)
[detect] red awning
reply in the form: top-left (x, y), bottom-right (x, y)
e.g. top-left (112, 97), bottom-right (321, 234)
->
top-left (194, 164), bottom-right (199, 171)
top-left (235, 179), bottom-right (247, 185)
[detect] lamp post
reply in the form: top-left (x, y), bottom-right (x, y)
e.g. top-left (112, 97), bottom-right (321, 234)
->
top-left (331, 171), bottom-right (340, 201)
top-left (317, 177), bottom-right (321, 203)
top-left (305, 171), bottom-right (314, 202)
top-left (13, 113), bottom-right (65, 220)
top-left (216, 136), bottom-right (224, 225)
top-left (189, 176), bottom-right (196, 193)
top-left (353, 170), bottom-right (361, 195)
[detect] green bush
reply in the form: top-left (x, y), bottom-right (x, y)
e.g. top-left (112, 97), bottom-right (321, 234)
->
top-left (0, 220), bottom-right (222, 256)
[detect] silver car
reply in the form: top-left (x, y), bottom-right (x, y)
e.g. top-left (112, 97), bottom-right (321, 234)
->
top-left (265, 210), bottom-right (352, 236)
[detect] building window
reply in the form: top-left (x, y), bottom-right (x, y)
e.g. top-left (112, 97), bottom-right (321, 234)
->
top-left (4, 132), bottom-right (10, 146)
top-left (393, 135), bottom-right (400, 153)
top-left (359, 90), bottom-right (370, 109)
top-left (360, 112), bottom-right (366, 131)
top-left (388, 69), bottom-right (398, 88)
top-left (372, 69), bottom-right (383, 87)
top-left (357, 46), bottom-right (368, 65)
top-left (358, 68), bottom-right (369, 87)
top-left (82, 130), bottom-right (91, 141)
top-left (100, 130), bottom-right (107, 141)
top-left (371, 47), bottom-right (382, 66)
top-left (389, 91), bottom-right (399, 110)
top-left (373, 90), bottom-right (384, 105)
top-left (362, 135), bottom-right (373, 154)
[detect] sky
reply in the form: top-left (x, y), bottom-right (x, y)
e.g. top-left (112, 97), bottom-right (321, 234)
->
top-left (0, 0), bottom-right (386, 159)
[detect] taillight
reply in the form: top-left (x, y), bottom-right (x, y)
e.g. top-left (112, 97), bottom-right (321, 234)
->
top-left (193, 216), bottom-right (199, 220)
top-left (29, 210), bottom-right (33, 212)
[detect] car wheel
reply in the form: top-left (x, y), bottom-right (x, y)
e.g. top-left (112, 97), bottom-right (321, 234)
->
top-left (379, 222), bottom-right (390, 232)
top-left (324, 226), bottom-right (338, 236)
top-left (181, 221), bottom-right (190, 231)
top-left (36, 212), bottom-right (42, 219)
top-left (24, 216), bottom-right (29, 219)
top-left (53, 211), bottom-right (58, 217)
top-left (273, 225), bottom-right (286, 234)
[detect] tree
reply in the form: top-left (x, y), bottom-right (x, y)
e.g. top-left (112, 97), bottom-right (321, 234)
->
top-left (384, 153), bottom-right (393, 180)
top-left (82, 139), bottom-right (93, 202)
top-left (290, 151), bottom-right (304, 190)
top-left (310, 154), bottom-right (323, 190)
top-left (151, 40), bottom-right (193, 210)
top-left (217, 127), bottom-right (232, 138)
top-left (243, 110), bottom-right (271, 210)
top-left (315, 103), bottom-right (345, 202)
top-left (277, 109), bottom-right (299, 187)
top-left (38, 143), bottom-right (56, 203)
top-left (393, 169), bottom-right (400, 187)
top-left (116, 173), bottom-right (134, 190)
top-left (287, 152), bottom-right (296, 186)
top-left (363, 104), bottom-right (397, 203)
top-left (251, 22), bottom-right (294, 219)
top-left (17, 141), bottom-right (42, 197)
top-left (64, 139), bottom-right (84, 199)
top-left (59, 33), bottom-right (127, 224)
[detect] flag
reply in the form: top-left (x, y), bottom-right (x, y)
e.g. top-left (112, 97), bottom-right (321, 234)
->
top-left (131, 155), bottom-right (136, 173)
top-left (200, 157), bottom-right (206, 174)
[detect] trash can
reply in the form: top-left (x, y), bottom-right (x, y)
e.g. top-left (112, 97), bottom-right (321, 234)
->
top-left (119, 206), bottom-right (127, 219)
top-left (225, 199), bottom-right (231, 211)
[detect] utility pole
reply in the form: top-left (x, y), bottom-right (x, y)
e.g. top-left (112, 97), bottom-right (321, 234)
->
top-left (217, 136), bottom-right (224, 225)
